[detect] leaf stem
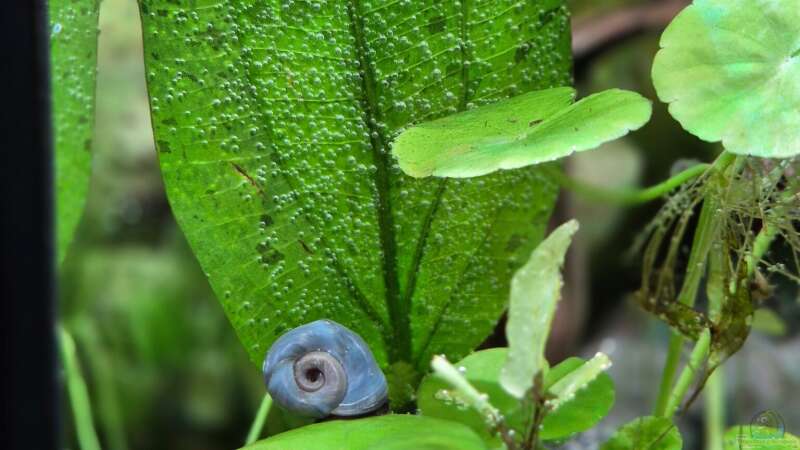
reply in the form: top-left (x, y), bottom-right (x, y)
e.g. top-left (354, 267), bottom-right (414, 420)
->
top-left (664, 328), bottom-right (711, 418)
top-left (704, 245), bottom-right (726, 450)
top-left (547, 162), bottom-right (710, 205)
top-left (59, 324), bottom-right (102, 450)
top-left (704, 369), bottom-right (725, 450)
top-left (746, 224), bottom-right (778, 278)
top-left (244, 393), bottom-right (273, 446)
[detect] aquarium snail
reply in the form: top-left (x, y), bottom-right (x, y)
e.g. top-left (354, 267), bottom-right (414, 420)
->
top-left (262, 319), bottom-right (388, 418)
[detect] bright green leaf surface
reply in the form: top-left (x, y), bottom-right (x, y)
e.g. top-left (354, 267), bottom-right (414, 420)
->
top-left (501, 219), bottom-right (578, 398)
top-left (392, 88), bottom-right (651, 178)
top-left (652, 0), bottom-right (800, 158)
top-left (417, 349), bottom-right (615, 443)
top-left (601, 416), bottom-right (682, 450)
top-left (242, 415), bottom-right (487, 450)
top-left (50, 0), bottom-right (98, 262)
top-left (139, 0), bottom-right (571, 373)
top-left (723, 425), bottom-right (800, 450)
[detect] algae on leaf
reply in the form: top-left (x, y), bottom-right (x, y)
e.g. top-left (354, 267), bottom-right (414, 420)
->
top-left (50, 0), bottom-right (99, 262)
top-left (139, 0), bottom-right (571, 375)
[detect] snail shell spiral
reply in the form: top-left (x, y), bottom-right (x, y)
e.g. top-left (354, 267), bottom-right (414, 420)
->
top-left (262, 319), bottom-right (388, 418)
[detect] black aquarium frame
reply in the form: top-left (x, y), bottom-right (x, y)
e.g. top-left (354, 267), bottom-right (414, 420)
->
top-left (1, 1), bottom-right (58, 449)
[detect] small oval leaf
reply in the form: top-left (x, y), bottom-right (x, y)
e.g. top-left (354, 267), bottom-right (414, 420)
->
top-left (392, 89), bottom-right (651, 178)
top-left (417, 349), bottom-right (615, 443)
top-left (601, 416), bottom-right (682, 450)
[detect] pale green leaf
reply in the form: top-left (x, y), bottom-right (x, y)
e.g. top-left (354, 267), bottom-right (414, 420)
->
top-left (139, 0), bottom-right (571, 380)
top-left (652, 0), bottom-right (800, 158)
top-left (50, 0), bottom-right (98, 262)
top-left (601, 416), bottom-right (682, 450)
top-left (724, 425), bottom-right (800, 450)
top-left (392, 89), bottom-right (651, 178)
top-left (417, 349), bottom-right (615, 444)
top-left (242, 415), bottom-right (487, 450)
top-left (501, 219), bottom-right (579, 398)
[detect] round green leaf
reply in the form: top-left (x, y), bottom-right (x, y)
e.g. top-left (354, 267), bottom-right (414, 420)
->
top-left (242, 415), bottom-right (487, 450)
top-left (723, 425), bottom-right (800, 450)
top-left (417, 349), bottom-right (615, 443)
top-left (601, 416), bottom-right (682, 450)
top-left (652, 0), bottom-right (800, 158)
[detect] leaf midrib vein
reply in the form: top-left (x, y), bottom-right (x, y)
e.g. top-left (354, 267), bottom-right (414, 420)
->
top-left (347, 0), bottom-right (408, 363)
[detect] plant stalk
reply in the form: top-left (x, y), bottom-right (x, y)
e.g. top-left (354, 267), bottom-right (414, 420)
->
top-left (704, 369), bottom-right (725, 450)
top-left (548, 162), bottom-right (710, 205)
top-left (59, 325), bottom-right (102, 450)
top-left (652, 152), bottom-right (735, 417)
top-left (244, 393), bottom-right (273, 446)
top-left (704, 244), bottom-right (726, 450)
top-left (664, 328), bottom-right (711, 418)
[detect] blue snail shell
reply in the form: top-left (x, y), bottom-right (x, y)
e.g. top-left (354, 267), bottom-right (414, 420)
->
top-left (262, 319), bottom-right (388, 418)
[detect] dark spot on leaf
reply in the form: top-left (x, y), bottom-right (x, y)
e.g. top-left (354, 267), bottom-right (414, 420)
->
top-left (260, 214), bottom-right (274, 227)
top-left (157, 9), bottom-right (168, 17)
top-left (505, 234), bottom-right (525, 252)
top-left (514, 45), bottom-right (530, 63)
top-left (446, 62), bottom-right (460, 76)
top-left (427, 16), bottom-right (446, 34)
top-left (157, 140), bottom-right (172, 153)
top-left (298, 239), bottom-right (314, 254)
top-left (83, 139), bottom-right (92, 152)
top-left (78, 115), bottom-right (87, 124)
top-left (162, 117), bottom-right (178, 126)
top-left (257, 241), bottom-right (285, 265)
top-left (529, 119), bottom-right (543, 127)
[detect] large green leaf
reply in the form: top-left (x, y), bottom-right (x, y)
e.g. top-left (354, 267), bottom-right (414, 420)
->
top-left (50, 0), bottom-right (99, 262)
top-left (501, 219), bottom-right (577, 398)
top-left (392, 88), bottom-right (651, 178)
top-left (139, 0), bottom-right (571, 374)
top-left (242, 415), bottom-right (487, 450)
top-left (417, 349), bottom-right (615, 443)
top-left (652, 0), bottom-right (800, 158)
